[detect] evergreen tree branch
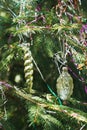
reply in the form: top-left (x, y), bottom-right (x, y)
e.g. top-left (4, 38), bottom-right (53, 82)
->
top-left (14, 86), bottom-right (87, 124)
top-left (27, 103), bottom-right (63, 129)
top-left (69, 98), bottom-right (87, 107)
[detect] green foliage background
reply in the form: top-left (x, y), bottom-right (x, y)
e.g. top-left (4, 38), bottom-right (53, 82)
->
top-left (0, 0), bottom-right (87, 130)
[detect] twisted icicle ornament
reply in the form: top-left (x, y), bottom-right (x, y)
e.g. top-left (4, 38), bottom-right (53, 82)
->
top-left (22, 45), bottom-right (33, 93)
top-left (56, 67), bottom-right (74, 101)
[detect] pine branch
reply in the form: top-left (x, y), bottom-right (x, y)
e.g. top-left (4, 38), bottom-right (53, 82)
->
top-left (14, 87), bottom-right (87, 124)
top-left (69, 98), bottom-right (87, 107)
top-left (27, 103), bottom-right (63, 129)
top-left (11, 23), bottom-right (81, 36)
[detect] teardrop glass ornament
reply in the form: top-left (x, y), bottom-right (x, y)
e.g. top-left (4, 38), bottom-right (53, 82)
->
top-left (56, 67), bottom-right (74, 100)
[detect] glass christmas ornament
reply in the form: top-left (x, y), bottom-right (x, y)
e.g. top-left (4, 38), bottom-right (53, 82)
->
top-left (56, 67), bottom-right (74, 100)
top-left (21, 44), bottom-right (33, 93)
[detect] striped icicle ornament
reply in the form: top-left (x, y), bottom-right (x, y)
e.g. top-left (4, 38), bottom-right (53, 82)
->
top-left (23, 46), bottom-right (33, 93)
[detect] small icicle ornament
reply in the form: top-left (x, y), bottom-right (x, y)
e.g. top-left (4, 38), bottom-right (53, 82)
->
top-left (56, 67), bottom-right (74, 101)
top-left (22, 45), bottom-right (33, 93)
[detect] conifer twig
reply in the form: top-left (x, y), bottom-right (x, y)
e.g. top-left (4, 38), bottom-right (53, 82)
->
top-left (14, 87), bottom-right (87, 124)
top-left (69, 98), bottom-right (87, 106)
